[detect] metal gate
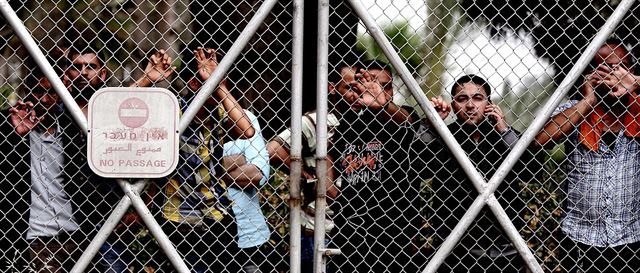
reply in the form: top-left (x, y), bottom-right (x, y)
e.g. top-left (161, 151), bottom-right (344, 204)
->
top-left (1, 0), bottom-right (640, 272)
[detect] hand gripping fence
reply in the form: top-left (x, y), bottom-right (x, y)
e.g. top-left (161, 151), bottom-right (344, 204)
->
top-left (0, 0), bottom-right (279, 272)
top-left (343, 0), bottom-right (637, 273)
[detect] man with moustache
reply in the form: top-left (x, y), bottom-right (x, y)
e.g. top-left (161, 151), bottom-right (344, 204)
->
top-left (414, 74), bottom-right (538, 272)
top-left (535, 38), bottom-right (640, 272)
top-left (57, 36), bottom-right (177, 272)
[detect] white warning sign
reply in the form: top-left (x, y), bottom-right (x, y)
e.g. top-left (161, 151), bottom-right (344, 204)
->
top-left (88, 87), bottom-right (179, 178)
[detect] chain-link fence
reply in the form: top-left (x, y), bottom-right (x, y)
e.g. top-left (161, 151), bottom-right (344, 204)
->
top-left (2, 0), bottom-right (640, 272)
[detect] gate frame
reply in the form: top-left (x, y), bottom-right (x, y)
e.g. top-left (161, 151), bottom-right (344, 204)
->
top-left (312, 0), bottom-right (332, 272)
top-left (289, 0), bottom-right (305, 272)
top-left (343, 0), bottom-right (636, 273)
top-left (2, 0), bottom-right (636, 272)
top-left (0, 0), bottom-right (280, 272)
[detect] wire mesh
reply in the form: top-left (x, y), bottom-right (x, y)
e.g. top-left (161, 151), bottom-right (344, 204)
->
top-left (2, 0), bottom-right (640, 272)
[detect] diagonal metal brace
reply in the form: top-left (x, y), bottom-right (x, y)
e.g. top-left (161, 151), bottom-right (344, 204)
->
top-left (341, 0), bottom-right (640, 272)
top-left (421, 0), bottom-right (636, 272)
top-left (177, 0), bottom-right (279, 134)
top-left (67, 180), bottom-right (195, 273)
top-left (0, 0), bottom-right (87, 132)
top-left (347, 1), bottom-right (541, 272)
top-left (0, 0), bottom-right (280, 272)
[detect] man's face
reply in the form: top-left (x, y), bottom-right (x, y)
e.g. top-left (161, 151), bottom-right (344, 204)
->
top-left (452, 82), bottom-right (490, 126)
top-left (588, 44), bottom-right (632, 100)
top-left (332, 67), bottom-right (393, 111)
top-left (66, 53), bottom-right (105, 98)
top-left (593, 44), bottom-right (631, 71)
top-left (31, 77), bottom-right (60, 115)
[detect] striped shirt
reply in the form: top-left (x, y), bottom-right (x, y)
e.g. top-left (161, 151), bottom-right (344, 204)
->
top-left (555, 100), bottom-right (640, 247)
top-left (272, 111), bottom-right (340, 169)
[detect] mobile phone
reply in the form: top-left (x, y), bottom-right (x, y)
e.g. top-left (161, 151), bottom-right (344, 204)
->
top-left (487, 100), bottom-right (497, 124)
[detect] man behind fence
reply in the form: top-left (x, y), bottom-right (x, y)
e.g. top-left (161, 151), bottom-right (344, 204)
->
top-left (327, 60), bottom-right (423, 272)
top-left (6, 52), bottom-right (85, 273)
top-left (413, 74), bottom-right (539, 272)
top-left (535, 39), bottom-right (640, 272)
top-left (65, 34), bottom-right (187, 272)
top-left (269, 60), bottom-right (418, 272)
top-left (267, 62), bottom-right (348, 272)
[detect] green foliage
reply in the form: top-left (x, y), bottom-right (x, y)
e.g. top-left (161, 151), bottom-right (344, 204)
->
top-left (423, 0), bottom-right (463, 98)
top-left (356, 22), bottom-right (424, 74)
top-left (0, 85), bottom-right (16, 111)
top-left (520, 147), bottom-right (567, 272)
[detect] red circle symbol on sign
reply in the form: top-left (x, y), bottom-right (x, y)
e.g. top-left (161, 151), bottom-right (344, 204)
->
top-left (118, 97), bottom-right (149, 128)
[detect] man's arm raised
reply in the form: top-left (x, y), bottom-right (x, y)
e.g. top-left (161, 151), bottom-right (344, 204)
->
top-left (194, 47), bottom-right (254, 139)
top-left (535, 76), bottom-right (598, 149)
top-left (130, 49), bottom-right (176, 87)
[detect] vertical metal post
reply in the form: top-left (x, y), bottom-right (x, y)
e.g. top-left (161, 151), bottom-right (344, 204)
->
top-left (313, 0), bottom-right (330, 272)
top-left (178, 0), bottom-right (279, 133)
top-left (289, 0), bottom-right (304, 272)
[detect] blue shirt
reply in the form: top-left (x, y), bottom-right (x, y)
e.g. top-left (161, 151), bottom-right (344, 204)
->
top-left (555, 100), bottom-right (640, 247)
top-left (224, 111), bottom-right (270, 248)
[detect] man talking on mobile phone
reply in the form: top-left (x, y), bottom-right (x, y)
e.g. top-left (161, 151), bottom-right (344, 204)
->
top-left (412, 74), bottom-right (541, 272)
